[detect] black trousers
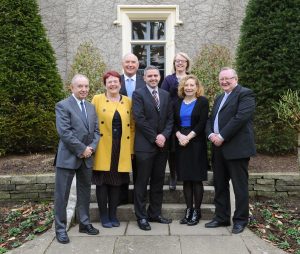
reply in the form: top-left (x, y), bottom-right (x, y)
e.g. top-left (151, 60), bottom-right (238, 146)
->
top-left (212, 146), bottom-right (249, 226)
top-left (119, 156), bottom-right (136, 204)
top-left (134, 151), bottom-right (168, 219)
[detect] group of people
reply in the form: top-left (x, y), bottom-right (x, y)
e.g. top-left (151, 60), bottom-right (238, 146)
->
top-left (53, 52), bottom-right (256, 244)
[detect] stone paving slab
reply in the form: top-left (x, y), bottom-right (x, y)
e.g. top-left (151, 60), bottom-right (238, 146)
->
top-left (170, 220), bottom-right (231, 236)
top-left (45, 236), bottom-right (116, 254)
top-left (114, 236), bottom-right (180, 254)
top-left (180, 235), bottom-right (250, 254)
top-left (68, 222), bottom-right (126, 236)
top-left (126, 221), bottom-right (169, 236)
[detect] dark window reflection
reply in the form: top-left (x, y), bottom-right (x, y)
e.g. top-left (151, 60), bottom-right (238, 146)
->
top-left (132, 22), bottom-right (147, 40)
top-left (150, 45), bottom-right (164, 69)
top-left (150, 21), bottom-right (165, 40)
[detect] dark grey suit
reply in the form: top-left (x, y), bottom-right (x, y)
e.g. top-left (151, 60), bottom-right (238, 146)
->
top-left (54, 95), bottom-right (100, 233)
top-left (132, 86), bottom-right (173, 219)
top-left (206, 84), bottom-right (255, 226)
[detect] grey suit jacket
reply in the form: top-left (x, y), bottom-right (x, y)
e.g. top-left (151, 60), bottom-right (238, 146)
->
top-left (132, 86), bottom-right (173, 153)
top-left (55, 95), bottom-right (100, 169)
top-left (120, 74), bottom-right (146, 96)
top-left (206, 84), bottom-right (256, 160)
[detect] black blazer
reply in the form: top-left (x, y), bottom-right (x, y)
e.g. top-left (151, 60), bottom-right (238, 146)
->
top-left (174, 96), bottom-right (209, 141)
top-left (120, 74), bottom-right (146, 96)
top-left (132, 86), bottom-right (173, 153)
top-left (206, 84), bottom-right (256, 160)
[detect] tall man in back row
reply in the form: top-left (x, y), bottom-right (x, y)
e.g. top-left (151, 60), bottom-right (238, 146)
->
top-left (205, 67), bottom-right (256, 234)
top-left (132, 65), bottom-right (173, 230)
top-left (119, 53), bottom-right (146, 205)
top-left (54, 74), bottom-right (100, 244)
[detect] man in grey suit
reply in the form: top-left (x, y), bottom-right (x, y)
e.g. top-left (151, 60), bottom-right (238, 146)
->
top-left (205, 67), bottom-right (256, 234)
top-left (119, 53), bottom-right (146, 205)
top-left (54, 74), bottom-right (100, 244)
top-left (132, 66), bottom-right (173, 231)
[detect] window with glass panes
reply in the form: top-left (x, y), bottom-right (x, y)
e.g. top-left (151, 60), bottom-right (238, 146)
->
top-left (131, 21), bottom-right (165, 84)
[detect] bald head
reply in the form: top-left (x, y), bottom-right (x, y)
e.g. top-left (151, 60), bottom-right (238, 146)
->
top-left (122, 53), bottom-right (139, 77)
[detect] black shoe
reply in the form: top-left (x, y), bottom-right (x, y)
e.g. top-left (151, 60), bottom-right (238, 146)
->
top-left (187, 209), bottom-right (201, 226)
top-left (56, 231), bottom-right (70, 244)
top-left (79, 224), bottom-right (99, 235)
top-left (180, 208), bottom-right (193, 224)
top-left (205, 220), bottom-right (231, 228)
top-left (137, 218), bottom-right (151, 231)
top-left (232, 224), bottom-right (246, 234)
top-left (148, 215), bottom-right (172, 224)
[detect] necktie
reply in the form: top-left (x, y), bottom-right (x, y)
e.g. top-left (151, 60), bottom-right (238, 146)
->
top-left (126, 78), bottom-right (134, 98)
top-left (80, 101), bottom-right (88, 126)
top-left (152, 90), bottom-right (160, 111)
top-left (213, 93), bottom-right (229, 133)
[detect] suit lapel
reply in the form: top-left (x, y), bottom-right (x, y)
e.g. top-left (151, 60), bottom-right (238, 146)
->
top-left (220, 85), bottom-right (240, 111)
top-left (69, 96), bottom-right (89, 130)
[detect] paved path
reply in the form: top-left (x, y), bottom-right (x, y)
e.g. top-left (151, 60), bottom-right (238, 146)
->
top-left (8, 220), bottom-right (287, 254)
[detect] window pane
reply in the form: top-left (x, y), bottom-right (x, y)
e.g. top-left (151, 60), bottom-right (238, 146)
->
top-left (132, 44), bottom-right (147, 69)
top-left (150, 45), bottom-right (165, 70)
top-left (132, 22), bottom-right (147, 40)
top-left (150, 21), bottom-right (165, 40)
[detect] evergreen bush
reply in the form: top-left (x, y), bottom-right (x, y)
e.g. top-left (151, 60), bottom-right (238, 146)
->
top-left (236, 0), bottom-right (299, 154)
top-left (66, 41), bottom-right (106, 101)
top-left (191, 44), bottom-right (233, 108)
top-left (0, 0), bottom-right (64, 155)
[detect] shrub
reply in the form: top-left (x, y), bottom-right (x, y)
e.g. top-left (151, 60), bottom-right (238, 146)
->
top-left (191, 44), bottom-right (233, 108)
top-left (66, 41), bottom-right (106, 101)
top-left (0, 0), bottom-right (64, 155)
top-left (236, 0), bottom-right (299, 154)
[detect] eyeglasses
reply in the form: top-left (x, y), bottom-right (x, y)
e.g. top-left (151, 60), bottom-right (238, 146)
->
top-left (175, 60), bottom-right (187, 64)
top-left (219, 77), bottom-right (235, 82)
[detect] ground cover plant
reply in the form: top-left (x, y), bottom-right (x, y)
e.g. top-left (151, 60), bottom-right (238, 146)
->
top-left (0, 202), bottom-right (53, 253)
top-left (249, 198), bottom-right (300, 254)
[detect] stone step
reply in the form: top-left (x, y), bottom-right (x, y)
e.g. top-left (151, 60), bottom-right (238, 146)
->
top-left (88, 203), bottom-right (215, 222)
top-left (90, 185), bottom-right (215, 204)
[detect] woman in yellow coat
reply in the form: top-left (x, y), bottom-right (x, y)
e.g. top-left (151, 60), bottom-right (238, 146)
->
top-left (92, 71), bottom-right (134, 228)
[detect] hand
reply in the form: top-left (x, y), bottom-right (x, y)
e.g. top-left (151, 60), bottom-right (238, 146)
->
top-left (155, 134), bottom-right (166, 148)
top-left (82, 146), bottom-right (93, 158)
top-left (176, 131), bottom-right (189, 146)
top-left (209, 133), bottom-right (224, 147)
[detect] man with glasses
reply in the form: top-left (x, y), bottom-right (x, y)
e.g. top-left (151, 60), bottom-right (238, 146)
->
top-left (205, 67), bottom-right (256, 234)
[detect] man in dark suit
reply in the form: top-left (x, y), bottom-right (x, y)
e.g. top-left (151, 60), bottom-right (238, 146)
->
top-left (54, 74), bottom-right (100, 243)
top-left (119, 53), bottom-right (146, 205)
top-left (132, 65), bottom-right (173, 231)
top-left (205, 67), bottom-right (256, 234)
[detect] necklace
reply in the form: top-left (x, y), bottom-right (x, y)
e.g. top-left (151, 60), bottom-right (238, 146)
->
top-left (183, 98), bottom-right (196, 104)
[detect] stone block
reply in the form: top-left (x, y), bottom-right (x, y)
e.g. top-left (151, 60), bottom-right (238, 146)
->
top-left (248, 190), bottom-right (256, 197)
top-left (249, 174), bottom-right (264, 179)
top-left (39, 192), bottom-right (54, 199)
top-left (248, 179), bottom-right (256, 185)
top-left (276, 185), bottom-right (300, 191)
top-left (16, 184), bottom-right (47, 191)
top-left (263, 173), bottom-right (300, 180)
top-left (257, 179), bottom-right (275, 185)
top-left (256, 191), bottom-right (288, 198)
top-left (248, 185), bottom-right (254, 191)
top-left (36, 174), bottom-right (55, 184)
top-left (0, 191), bottom-right (10, 199)
top-left (11, 175), bottom-right (36, 184)
top-left (46, 183), bottom-right (55, 189)
top-left (0, 176), bottom-right (12, 184)
top-left (0, 184), bottom-right (15, 191)
top-left (10, 192), bottom-right (39, 200)
top-left (276, 179), bottom-right (300, 186)
top-left (253, 185), bottom-right (275, 192)
top-left (288, 191), bottom-right (300, 197)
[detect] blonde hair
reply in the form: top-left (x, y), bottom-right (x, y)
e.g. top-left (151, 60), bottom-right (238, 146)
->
top-left (173, 52), bottom-right (192, 73)
top-left (178, 75), bottom-right (204, 98)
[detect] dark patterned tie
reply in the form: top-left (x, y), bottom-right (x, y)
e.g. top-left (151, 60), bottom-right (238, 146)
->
top-left (80, 101), bottom-right (88, 127)
top-left (152, 90), bottom-right (160, 111)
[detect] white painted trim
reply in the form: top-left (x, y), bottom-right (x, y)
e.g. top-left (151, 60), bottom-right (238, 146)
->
top-left (114, 5), bottom-right (182, 76)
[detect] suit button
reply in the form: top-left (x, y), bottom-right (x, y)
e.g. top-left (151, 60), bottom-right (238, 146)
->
top-left (100, 134), bottom-right (103, 137)
top-left (127, 136), bottom-right (130, 139)
top-left (103, 109), bottom-right (106, 112)
top-left (121, 101), bottom-right (124, 104)
top-left (101, 121), bottom-right (104, 124)
top-left (127, 124), bottom-right (130, 127)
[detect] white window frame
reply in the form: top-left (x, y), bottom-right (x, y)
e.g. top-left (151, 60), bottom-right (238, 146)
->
top-left (114, 5), bottom-right (182, 76)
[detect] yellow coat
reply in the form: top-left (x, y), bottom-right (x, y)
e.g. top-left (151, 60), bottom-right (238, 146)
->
top-left (92, 94), bottom-right (134, 172)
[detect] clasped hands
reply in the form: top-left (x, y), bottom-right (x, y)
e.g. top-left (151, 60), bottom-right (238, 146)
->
top-left (209, 133), bottom-right (224, 147)
top-left (80, 146), bottom-right (94, 158)
top-left (176, 131), bottom-right (195, 146)
top-left (155, 134), bottom-right (166, 148)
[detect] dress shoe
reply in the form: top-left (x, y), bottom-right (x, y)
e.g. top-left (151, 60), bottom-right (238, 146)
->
top-left (180, 208), bottom-right (193, 224)
top-left (205, 220), bottom-right (231, 228)
top-left (232, 224), bottom-right (246, 234)
top-left (187, 209), bottom-right (201, 226)
top-left (137, 218), bottom-right (151, 231)
top-left (100, 215), bottom-right (112, 228)
top-left (79, 224), bottom-right (99, 235)
top-left (56, 231), bottom-right (70, 244)
top-left (148, 215), bottom-right (172, 224)
top-left (110, 218), bottom-right (120, 227)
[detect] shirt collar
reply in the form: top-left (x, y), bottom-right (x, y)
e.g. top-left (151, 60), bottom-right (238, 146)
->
top-left (146, 84), bottom-right (158, 94)
top-left (72, 94), bottom-right (85, 105)
top-left (124, 74), bottom-right (136, 82)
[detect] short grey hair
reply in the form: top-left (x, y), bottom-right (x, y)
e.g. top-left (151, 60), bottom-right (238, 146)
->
top-left (220, 67), bottom-right (238, 78)
top-left (71, 74), bottom-right (89, 85)
top-left (122, 53), bottom-right (139, 63)
top-left (144, 65), bottom-right (160, 76)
